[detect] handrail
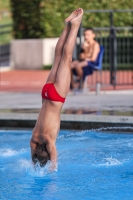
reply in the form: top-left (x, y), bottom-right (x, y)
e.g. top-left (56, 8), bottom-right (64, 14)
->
top-left (84, 9), bottom-right (133, 13)
top-left (82, 27), bottom-right (133, 31)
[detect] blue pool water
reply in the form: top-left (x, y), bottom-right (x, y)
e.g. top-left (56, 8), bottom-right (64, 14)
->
top-left (0, 129), bottom-right (133, 200)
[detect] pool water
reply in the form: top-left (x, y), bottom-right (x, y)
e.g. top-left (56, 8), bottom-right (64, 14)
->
top-left (0, 129), bottom-right (133, 200)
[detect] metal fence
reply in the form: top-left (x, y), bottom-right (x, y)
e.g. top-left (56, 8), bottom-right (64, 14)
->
top-left (1, 10), bottom-right (133, 87)
top-left (0, 23), bottom-right (12, 67)
top-left (77, 9), bottom-right (133, 87)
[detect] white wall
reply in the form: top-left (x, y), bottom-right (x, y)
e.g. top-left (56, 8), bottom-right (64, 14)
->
top-left (10, 38), bottom-right (59, 69)
top-left (43, 38), bottom-right (58, 66)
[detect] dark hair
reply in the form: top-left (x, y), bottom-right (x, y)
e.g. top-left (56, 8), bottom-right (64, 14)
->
top-left (32, 144), bottom-right (50, 167)
top-left (84, 28), bottom-right (95, 33)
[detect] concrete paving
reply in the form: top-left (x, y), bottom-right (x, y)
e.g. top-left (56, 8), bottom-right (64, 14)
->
top-left (0, 90), bottom-right (133, 111)
top-left (0, 90), bottom-right (133, 130)
top-left (0, 112), bottom-right (133, 130)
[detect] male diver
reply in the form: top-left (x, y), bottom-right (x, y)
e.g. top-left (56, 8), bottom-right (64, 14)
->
top-left (30, 8), bottom-right (83, 170)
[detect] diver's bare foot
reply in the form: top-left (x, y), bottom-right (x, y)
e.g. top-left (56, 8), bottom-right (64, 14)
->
top-left (65, 9), bottom-right (78, 24)
top-left (71, 8), bottom-right (83, 25)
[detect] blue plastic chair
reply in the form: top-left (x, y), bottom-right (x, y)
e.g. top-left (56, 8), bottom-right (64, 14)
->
top-left (82, 46), bottom-right (104, 81)
top-left (94, 46), bottom-right (104, 70)
top-left (82, 46), bottom-right (104, 93)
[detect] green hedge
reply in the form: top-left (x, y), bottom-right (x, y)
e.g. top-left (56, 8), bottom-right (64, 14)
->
top-left (10, 0), bottom-right (45, 38)
top-left (10, 0), bottom-right (133, 39)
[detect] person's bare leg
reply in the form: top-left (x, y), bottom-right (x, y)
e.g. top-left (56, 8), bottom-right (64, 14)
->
top-left (75, 65), bottom-right (83, 78)
top-left (71, 60), bottom-right (88, 88)
top-left (71, 70), bottom-right (75, 88)
top-left (46, 9), bottom-right (78, 83)
top-left (74, 60), bottom-right (88, 76)
top-left (54, 8), bottom-right (84, 97)
top-left (74, 60), bottom-right (87, 76)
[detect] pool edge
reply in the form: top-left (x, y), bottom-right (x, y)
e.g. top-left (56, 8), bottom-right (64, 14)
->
top-left (0, 113), bottom-right (133, 131)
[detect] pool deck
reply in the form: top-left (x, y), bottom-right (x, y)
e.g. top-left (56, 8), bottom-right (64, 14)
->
top-left (0, 69), bottom-right (133, 130)
top-left (0, 112), bottom-right (133, 131)
top-left (0, 90), bottom-right (133, 130)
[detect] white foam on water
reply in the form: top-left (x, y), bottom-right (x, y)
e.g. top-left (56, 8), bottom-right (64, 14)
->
top-left (19, 159), bottom-right (58, 177)
top-left (0, 148), bottom-right (26, 157)
top-left (98, 157), bottom-right (122, 166)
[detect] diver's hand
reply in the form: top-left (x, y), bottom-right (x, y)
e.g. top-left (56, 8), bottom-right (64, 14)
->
top-left (48, 161), bottom-right (58, 172)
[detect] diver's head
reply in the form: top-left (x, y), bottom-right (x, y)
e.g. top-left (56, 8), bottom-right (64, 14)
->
top-left (32, 144), bottom-right (50, 167)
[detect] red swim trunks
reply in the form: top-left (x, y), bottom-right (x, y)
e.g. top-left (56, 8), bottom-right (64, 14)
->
top-left (41, 83), bottom-right (65, 103)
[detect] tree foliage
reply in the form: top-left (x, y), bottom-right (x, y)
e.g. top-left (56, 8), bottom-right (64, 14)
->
top-left (10, 0), bottom-right (133, 39)
top-left (10, 0), bottom-right (45, 38)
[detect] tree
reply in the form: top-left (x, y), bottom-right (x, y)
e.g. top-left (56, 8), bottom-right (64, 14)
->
top-left (10, 0), bottom-right (133, 39)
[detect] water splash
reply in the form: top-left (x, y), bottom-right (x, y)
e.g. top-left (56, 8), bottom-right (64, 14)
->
top-left (0, 148), bottom-right (26, 157)
top-left (58, 130), bottom-right (86, 139)
top-left (99, 157), bottom-right (122, 166)
top-left (19, 159), bottom-right (58, 177)
top-left (58, 126), bottom-right (133, 140)
top-left (89, 126), bottom-right (133, 132)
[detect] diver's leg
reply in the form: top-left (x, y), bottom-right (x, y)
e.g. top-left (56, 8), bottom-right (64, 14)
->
top-left (46, 25), bottom-right (70, 84)
top-left (46, 9), bottom-right (79, 84)
top-left (54, 8), bottom-right (83, 97)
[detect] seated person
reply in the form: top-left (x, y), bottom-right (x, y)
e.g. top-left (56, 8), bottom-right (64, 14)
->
top-left (71, 28), bottom-right (100, 89)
